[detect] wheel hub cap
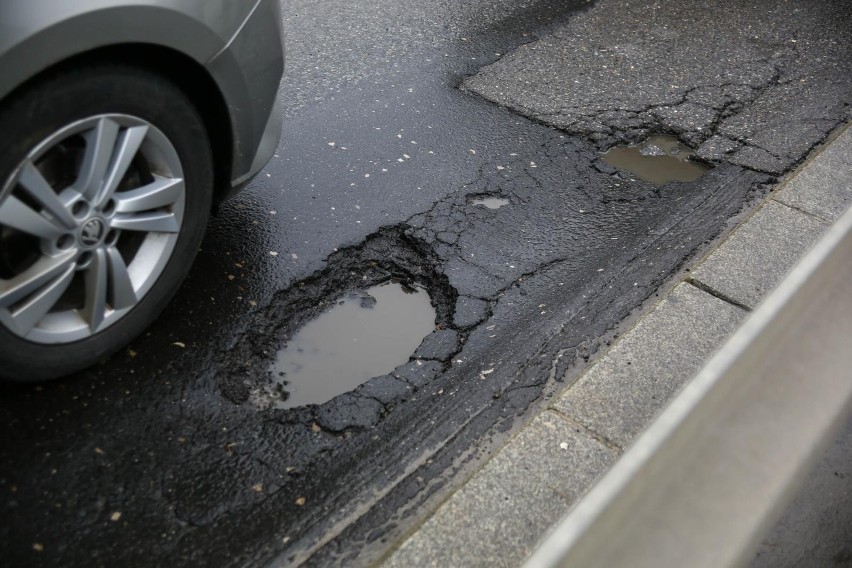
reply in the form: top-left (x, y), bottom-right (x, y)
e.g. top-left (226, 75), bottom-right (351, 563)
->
top-left (79, 218), bottom-right (106, 248)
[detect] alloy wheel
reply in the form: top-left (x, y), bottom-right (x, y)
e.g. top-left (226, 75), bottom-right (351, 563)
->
top-left (0, 114), bottom-right (186, 343)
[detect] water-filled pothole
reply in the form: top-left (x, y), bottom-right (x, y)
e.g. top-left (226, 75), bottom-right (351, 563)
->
top-left (271, 281), bottom-right (436, 408)
top-left (470, 196), bottom-right (509, 209)
top-left (602, 135), bottom-right (709, 185)
top-left (219, 227), bottom-right (457, 408)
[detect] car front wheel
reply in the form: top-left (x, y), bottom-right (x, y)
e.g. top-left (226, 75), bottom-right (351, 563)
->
top-left (0, 65), bottom-right (213, 381)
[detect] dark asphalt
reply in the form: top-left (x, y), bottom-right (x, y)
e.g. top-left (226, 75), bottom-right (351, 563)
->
top-left (1, 0), bottom-right (848, 566)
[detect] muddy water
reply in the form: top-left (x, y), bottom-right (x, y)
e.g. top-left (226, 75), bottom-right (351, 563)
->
top-left (603, 136), bottom-right (709, 185)
top-left (272, 281), bottom-right (436, 408)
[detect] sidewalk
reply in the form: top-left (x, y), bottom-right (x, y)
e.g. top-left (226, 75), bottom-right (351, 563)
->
top-left (378, 125), bottom-right (851, 568)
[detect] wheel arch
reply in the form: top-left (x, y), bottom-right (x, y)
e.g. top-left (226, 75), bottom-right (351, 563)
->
top-left (0, 44), bottom-right (236, 209)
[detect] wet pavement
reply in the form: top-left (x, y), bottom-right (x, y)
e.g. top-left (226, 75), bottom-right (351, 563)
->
top-left (1, 0), bottom-right (850, 566)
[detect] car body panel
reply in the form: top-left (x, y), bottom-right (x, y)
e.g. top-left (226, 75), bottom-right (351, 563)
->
top-left (207, 0), bottom-right (285, 188)
top-left (0, 0), bottom-right (284, 188)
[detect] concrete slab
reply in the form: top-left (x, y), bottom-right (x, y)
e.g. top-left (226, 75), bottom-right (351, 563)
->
top-left (775, 127), bottom-right (852, 223)
top-left (382, 411), bottom-right (617, 568)
top-left (554, 283), bottom-right (747, 448)
top-left (689, 201), bottom-right (828, 309)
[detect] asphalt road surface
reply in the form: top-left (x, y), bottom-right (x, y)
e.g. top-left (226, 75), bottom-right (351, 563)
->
top-left (2, 0), bottom-right (849, 566)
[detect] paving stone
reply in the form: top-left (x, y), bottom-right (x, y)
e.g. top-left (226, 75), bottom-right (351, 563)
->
top-left (554, 284), bottom-right (747, 448)
top-left (689, 201), bottom-right (828, 309)
top-left (383, 411), bottom-right (617, 568)
top-left (775, 127), bottom-right (852, 223)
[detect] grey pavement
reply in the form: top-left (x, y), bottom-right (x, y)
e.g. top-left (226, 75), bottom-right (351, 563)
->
top-left (379, 122), bottom-right (851, 567)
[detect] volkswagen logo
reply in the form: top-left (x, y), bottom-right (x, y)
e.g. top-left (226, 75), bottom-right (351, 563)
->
top-left (79, 218), bottom-right (106, 248)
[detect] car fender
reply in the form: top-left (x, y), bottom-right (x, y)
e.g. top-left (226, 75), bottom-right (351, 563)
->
top-left (0, 1), bottom-right (255, 100)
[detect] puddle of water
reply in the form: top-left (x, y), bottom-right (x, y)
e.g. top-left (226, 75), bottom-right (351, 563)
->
top-left (602, 135), bottom-right (709, 185)
top-left (271, 281), bottom-right (436, 408)
top-left (471, 196), bottom-right (509, 209)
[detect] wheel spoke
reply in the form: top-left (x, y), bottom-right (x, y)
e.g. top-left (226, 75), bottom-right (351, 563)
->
top-left (0, 195), bottom-right (68, 239)
top-left (96, 125), bottom-right (149, 207)
top-left (106, 247), bottom-right (137, 310)
top-left (82, 249), bottom-right (108, 332)
top-left (114, 176), bottom-right (183, 213)
top-left (75, 117), bottom-right (120, 201)
top-left (0, 251), bottom-right (77, 308)
top-left (3, 261), bottom-right (75, 336)
top-left (110, 212), bottom-right (180, 233)
top-left (18, 162), bottom-right (77, 230)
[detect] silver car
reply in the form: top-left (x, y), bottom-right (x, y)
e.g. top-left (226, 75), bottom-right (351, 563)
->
top-left (0, 1), bottom-right (285, 381)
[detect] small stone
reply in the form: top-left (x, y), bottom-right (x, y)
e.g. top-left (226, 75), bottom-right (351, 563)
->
top-left (594, 161), bottom-right (617, 175)
top-left (359, 294), bottom-right (377, 309)
top-left (110, 511), bottom-right (122, 522)
top-left (295, 497), bottom-right (306, 506)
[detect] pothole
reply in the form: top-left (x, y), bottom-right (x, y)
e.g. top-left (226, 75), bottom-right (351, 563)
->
top-left (469, 195), bottom-right (510, 209)
top-left (271, 281), bottom-right (436, 408)
top-left (219, 227), bottom-right (458, 410)
top-left (602, 135), bottom-right (709, 185)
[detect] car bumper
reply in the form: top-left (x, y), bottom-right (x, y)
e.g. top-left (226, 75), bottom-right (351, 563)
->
top-left (206, 0), bottom-right (284, 195)
top-left (226, 83), bottom-right (283, 197)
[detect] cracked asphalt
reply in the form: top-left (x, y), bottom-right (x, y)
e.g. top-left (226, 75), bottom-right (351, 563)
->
top-left (1, 0), bottom-right (849, 566)
top-left (464, 0), bottom-right (851, 174)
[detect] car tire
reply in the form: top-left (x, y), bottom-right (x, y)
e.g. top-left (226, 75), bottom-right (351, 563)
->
top-left (0, 64), bottom-right (213, 382)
